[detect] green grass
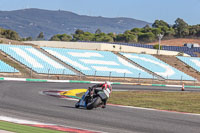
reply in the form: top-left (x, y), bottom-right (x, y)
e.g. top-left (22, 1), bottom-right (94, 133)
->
top-left (0, 121), bottom-right (67, 133)
top-left (108, 91), bottom-right (200, 114)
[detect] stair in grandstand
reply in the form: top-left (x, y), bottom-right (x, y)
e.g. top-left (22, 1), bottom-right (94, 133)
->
top-left (34, 47), bottom-right (83, 76)
top-left (0, 49), bottom-right (33, 77)
top-left (118, 52), bottom-right (195, 81)
top-left (41, 47), bottom-right (155, 78)
top-left (154, 55), bottom-right (200, 81)
top-left (176, 56), bottom-right (200, 81)
top-left (0, 44), bottom-right (76, 76)
top-left (115, 52), bottom-right (165, 80)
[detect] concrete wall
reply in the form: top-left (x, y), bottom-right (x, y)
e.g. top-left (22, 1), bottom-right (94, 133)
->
top-left (25, 41), bottom-right (190, 56)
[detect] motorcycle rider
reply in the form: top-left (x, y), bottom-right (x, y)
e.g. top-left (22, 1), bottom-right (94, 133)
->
top-left (89, 81), bottom-right (112, 108)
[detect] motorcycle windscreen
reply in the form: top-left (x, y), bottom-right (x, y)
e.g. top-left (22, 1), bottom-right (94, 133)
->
top-left (97, 92), bottom-right (108, 100)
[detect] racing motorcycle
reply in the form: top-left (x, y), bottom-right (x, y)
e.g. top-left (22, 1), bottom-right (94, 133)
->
top-left (75, 87), bottom-right (110, 110)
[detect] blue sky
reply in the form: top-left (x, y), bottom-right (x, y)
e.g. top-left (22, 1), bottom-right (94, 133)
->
top-left (0, 0), bottom-right (200, 25)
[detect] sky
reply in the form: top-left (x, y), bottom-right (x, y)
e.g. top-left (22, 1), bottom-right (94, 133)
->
top-left (0, 0), bottom-right (200, 25)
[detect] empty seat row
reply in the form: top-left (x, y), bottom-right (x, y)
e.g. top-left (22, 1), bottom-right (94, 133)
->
top-left (177, 56), bottom-right (200, 73)
top-left (0, 60), bottom-right (19, 73)
top-left (0, 44), bottom-right (76, 75)
top-left (42, 47), bottom-right (153, 78)
top-left (120, 53), bottom-right (195, 80)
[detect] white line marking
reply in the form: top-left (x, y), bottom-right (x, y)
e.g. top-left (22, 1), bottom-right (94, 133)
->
top-left (0, 116), bottom-right (50, 125)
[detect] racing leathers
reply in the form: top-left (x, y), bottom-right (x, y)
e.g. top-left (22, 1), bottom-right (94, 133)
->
top-left (89, 83), bottom-right (112, 108)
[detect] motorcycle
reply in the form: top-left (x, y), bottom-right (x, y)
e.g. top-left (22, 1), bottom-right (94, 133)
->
top-left (75, 87), bottom-right (110, 110)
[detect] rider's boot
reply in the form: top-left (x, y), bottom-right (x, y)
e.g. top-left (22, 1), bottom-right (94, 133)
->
top-left (102, 104), bottom-right (106, 108)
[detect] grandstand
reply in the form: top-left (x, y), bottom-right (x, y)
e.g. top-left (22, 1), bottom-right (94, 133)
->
top-left (0, 60), bottom-right (19, 73)
top-left (120, 53), bottom-right (195, 80)
top-left (0, 41), bottom-right (199, 84)
top-left (111, 42), bottom-right (199, 57)
top-left (177, 56), bottom-right (200, 73)
top-left (162, 46), bottom-right (199, 57)
top-left (0, 44), bottom-right (76, 75)
top-left (42, 47), bottom-right (153, 78)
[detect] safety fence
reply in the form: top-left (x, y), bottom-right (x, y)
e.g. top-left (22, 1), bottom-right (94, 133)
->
top-left (1, 77), bottom-right (200, 88)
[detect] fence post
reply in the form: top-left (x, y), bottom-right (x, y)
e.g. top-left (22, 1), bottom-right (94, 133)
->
top-left (62, 69), bottom-right (65, 80)
top-left (181, 75), bottom-right (183, 84)
top-left (109, 72), bottom-right (112, 81)
top-left (124, 73), bottom-right (126, 82)
top-left (94, 71), bottom-right (97, 81)
top-left (138, 73), bottom-right (141, 83)
top-left (13, 67), bottom-right (15, 77)
top-left (48, 69), bottom-right (50, 79)
top-left (79, 71), bottom-right (81, 80)
top-left (167, 75), bottom-right (168, 81)
top-left (152, 74), bottom-right (154, 84)
top-left (30, 68), bottom-right (32, 79)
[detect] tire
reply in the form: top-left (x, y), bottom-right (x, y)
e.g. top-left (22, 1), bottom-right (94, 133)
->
top-left (75, 103), bottom-right (79, 108)
top-left (86, 97), bottom-right (102, 110)
top-left (75, 100), bottom-right (80, 108)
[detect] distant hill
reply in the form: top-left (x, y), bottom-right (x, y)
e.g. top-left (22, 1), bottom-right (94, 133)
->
top-left (0, 8), bottom-right (151, 39)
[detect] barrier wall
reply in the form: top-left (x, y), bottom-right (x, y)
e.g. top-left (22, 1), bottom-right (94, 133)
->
top-left (25, 41), bottom-right (189, 56)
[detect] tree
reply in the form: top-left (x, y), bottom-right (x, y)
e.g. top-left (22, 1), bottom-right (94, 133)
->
top-left (153, 44), bottom-right (163, 50)
top-left (72, 32), bottom-right (94, 41)
top-left (165, 27), bottom-right (175, 37)
top-left (142, 24), bottom-right (152, 33)
top-left (124, 30), bottom-right (132, 34)
top-left (195, 25), bottom-right (200, 37)
top-left (75, 29), bottom-right (84, 34)
top-left (188, 25), bottom-right (200, 37)
top-left (21, 36), bottom-right (32, 41)
top-left (131, 28), bottom-right (141, 33)
top-left (37, 32), bottom-right (44, 40)
top-left (173, 18), bottom-right (189, 37)
top-left (50, 34), bottom-right (72, 41)
top-left (93, 33), bottom-right (113, 42)
top-left (107, 32), bottom-right (116, 41)
top-left (95, 29), bottom-right (102, 34)
top-left (2, 30), bottom-right (20, 40)
top-left (151, 28), bottom-right (162, 36)
top-left (116, 33), bottom-right (137, 43)
top-left (138, 32), bottom-right (156, 42)
top-left (152, 20), bottom-right (170, 28)
top-left (125, 34), bottom-right (137, 43)
top-left (73, 29), bottom-right (94, 41)
top-left (152, 20), bottom-right (175, 38)
top-left (60, 34), bottom-right (72, 41)
top-left (50, 35), bottom-right (60, 41)
top-left (188, 26), bottom-right (197, 36)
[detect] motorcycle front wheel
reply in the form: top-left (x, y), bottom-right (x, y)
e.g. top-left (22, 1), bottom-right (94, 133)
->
top-left (75, 100), bottom-right (80, 108)
top-left (86, 97), bottom-right (102, 110)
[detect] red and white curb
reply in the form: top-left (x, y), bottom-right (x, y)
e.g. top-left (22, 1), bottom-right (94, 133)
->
top-left (0, 116), bottom-right (102, 133)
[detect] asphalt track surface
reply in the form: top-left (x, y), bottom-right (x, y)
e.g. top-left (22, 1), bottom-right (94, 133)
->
top-left (0, 81), bottom-right (200, 133)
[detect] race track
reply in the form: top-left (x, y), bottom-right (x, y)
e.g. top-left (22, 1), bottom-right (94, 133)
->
top-left (0, 81), bottom-right (200, 133)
